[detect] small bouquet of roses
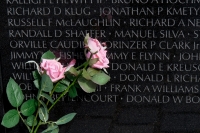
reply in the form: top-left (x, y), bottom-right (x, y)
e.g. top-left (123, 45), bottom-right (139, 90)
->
top-left (1, 34), bottom-right (110, 133)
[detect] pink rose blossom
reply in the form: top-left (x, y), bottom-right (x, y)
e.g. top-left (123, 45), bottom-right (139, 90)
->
top-left (40, 59), bottom-right (75, 82)
top-left (65, 59), bottom-right (76, 72)
top-left (87, 38), bottom-right (102, 54)
top-left (86, 38), bottom-right (109, 69)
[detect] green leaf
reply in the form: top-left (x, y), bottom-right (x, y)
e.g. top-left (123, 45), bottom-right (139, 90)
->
top-left (82, 69), bottom-right (91, 80)
top-left (55, 113), bottom-right (76, 125)
top-left (78, 77), bottom-right (96, 93)
top-left (68, 85), bottom-right (77, 98)
top-left (32, 70), bottom-right (41, 89)
top-left (39, 100), bottom-right (48, 112)
top-left (66, 72), bottom-right (76, 81)
top-left (41, 50), bottom-right (55, 60)
top-left (41, 93), bottom-right (54, 104)
top-left (87, 67), bottom-right (100, 77)
top-left (46, 128), bottom-right (59, 133)
top-left (60, 79), bottom-right (70, 86)
top-left (42, 124), bottom-right (58, 133)
top-left (1, 109), bottom-right (19, 128)
top-left (41, 74), bottom-right (53, 92)
top-left (74, 82), bottom-right (81, 89)
top-left (34, 79), bottom-right (40, 89)
top-left (68, 67), bottom-right (79, 76)
top-left (32, 70), bottom-right (40, 80)
top-left (26, 115), bottom-right (37, 127)
top-left (20, 99), bottom-right (38, 117)
top-left (55, 82), bottom-right (68, 93)
top-left (39, 100), bottom-right (48, 122)
top-left (89, 58), bottom-right (99, 67)
top-left (91, 72), bottom-right (110, 85)
top-left (39, 107), bottom-right (48, 122)
top-left (6, 78), bottom-right (24, 107)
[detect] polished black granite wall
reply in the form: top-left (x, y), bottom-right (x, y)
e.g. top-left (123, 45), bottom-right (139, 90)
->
top-left (1, 1), bottom-right (200, 133)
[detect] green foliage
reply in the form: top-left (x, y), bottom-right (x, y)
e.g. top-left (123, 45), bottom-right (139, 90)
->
top-left (2, 47), bottom-right (111, 133)
top-left (6, 78), bottom-right (24, 107)
top-left (45, 128), bottom-right (59, 133)
top-left (87, 67), bottom-right (100, 76)
top-left (41, 93), bottom-right (54, 104)
top-left (39, 100), bottom-right (48, 112)
top-left (55, 113), bottom-right (76, 125)
top-left (42, 124), bottom-right (58, 133)
top-left (68, 85), bottom-right (78, 98)
top-left (41, 50), bottom-right (56, 60)
top-left (33, 70), bottom-right (40, 89)
top-left (55, 82), bottom-right (68, 93)
top-left (26, 115), bottom-right (37, 127)
top-left (20, 99), bottom-right (37, 117)
top-left (1, 109), bottom-right (19, 128)
top-left (88, 58), bottom-right (99, 67)
top-left (32, 70), bottom-right (40, 80)
top-left (33, 79), bottom-right (40, 89)
top-left (60, 79), bottom-right (70, 86)
top-left (39, 107), bottom-right (48, 123)
top-left (91, 72), bottom-right (110, 85)
top-left (82, 69), bottom-right (91, 80)
top-left (68, 67), bottom-right (79, 76)
top-left (38, 100), bottom-right (49, 123)
top-left (78, 77), bottom-right (96, 93)
top-left (41, 74), bottom-right (53, 93)
top-left (74, 82), bottom-right (81, 89)
top-left (66, 72), bottom-right (76, 81)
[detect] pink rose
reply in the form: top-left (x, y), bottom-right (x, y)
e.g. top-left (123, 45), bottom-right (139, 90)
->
top-left (40, 59), bottom-right (75, 82)
top-left (86, 38), bottom-right (109, 69)
top-left (87, 38), bottom-right (102, 54)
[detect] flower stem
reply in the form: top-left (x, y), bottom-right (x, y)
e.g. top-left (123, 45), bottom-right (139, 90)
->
top-left (48, 79), bottom-right (76, 112)
top-left (32, 88), bottom-right (43, 133)
top-left (84, 53), bottom-right (93, 69)
top-left (33, 53), bottom-right (93, 133)
top-left (46, 82), bottom-right (59, 106)
top-left (48, 54), bottom-right (93, 111)
top-left (75, 62), bottom-right (87, 70)
top-left (17, 108), bottom-right (31, 132)
top-left (30, 101), bottom-right (40, 133)
top-left (76, 49), bottom-right (92, 70)
top-left (33, 121), bottom-right (41, 133)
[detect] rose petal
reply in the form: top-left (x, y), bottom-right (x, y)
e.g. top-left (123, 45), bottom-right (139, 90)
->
top-left (40, 59), bottom-right (66, 82)
top-left (85, 38), bottom-right (109, 69)
top-left (87, 38), bottom-right (101, 53)
top-left (65, 59), bottom-right (76, 72)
